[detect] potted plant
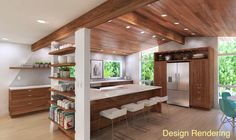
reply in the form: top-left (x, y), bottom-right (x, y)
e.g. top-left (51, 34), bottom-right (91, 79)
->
top-left (59, 67), bottom-right (70, 78)
top-left (44, 62), bottom-right (50, 68)
top-left (39, 62), bottom-right (44, 68)
top-left (34, 62), bottom-right (40, 68)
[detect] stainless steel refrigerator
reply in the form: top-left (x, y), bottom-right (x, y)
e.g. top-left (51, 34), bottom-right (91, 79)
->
top-left (167, 62), bottom-right (189, 107)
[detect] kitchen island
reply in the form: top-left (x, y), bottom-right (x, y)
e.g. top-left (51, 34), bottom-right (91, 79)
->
top-left (90, 84), bottom-right (162, 132)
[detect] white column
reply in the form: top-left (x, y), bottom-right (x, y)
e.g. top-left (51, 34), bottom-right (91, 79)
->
top-left (75, 28), bottom-right (90, 140)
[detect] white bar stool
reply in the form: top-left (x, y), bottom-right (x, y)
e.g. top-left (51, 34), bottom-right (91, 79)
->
top-left (121, 103), bottom-right (144, 122)
top-left (150, 96), bottom-right (169, 118)
top-left (99, 108), bottom-right (128, 139)
top-left (137, 99), bottom-right (158, 120)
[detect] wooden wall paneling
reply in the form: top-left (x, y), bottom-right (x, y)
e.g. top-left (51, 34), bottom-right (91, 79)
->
top-left (31, 0), bottom-right (160, 51)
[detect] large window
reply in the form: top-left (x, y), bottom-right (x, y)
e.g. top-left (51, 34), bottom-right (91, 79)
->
top-left (218, 37), bottom-right (236, 97)
top-left (103, 60), bottom-right (121, 78)
top-left (141, 47), bottom-right (158, 85)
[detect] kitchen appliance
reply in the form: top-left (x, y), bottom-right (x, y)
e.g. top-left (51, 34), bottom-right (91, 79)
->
top-left (167, 62), bottom-right (189, 107)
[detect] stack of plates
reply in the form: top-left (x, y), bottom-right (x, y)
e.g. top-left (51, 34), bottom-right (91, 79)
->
top-left (192, 53), bottom-right (205, 59)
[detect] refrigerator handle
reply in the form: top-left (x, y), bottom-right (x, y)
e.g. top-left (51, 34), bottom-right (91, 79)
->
top-left (178, 73), bottom-right (180, 82)
top-left (175, 73), bottom-right (178, 81)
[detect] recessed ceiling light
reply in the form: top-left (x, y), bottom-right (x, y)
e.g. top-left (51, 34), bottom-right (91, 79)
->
top-left (161, 14), bottom-right (167, 17)
top-left (140, 31), bottom-right (145, 34)
top-left (191, 33), bottom-right (196, 35)
top-left (152, 35), bottom-right (157, 38)
top-left (126, 26), bottom-right (130, 29)
top-left (100, 49), bottom-right (104, 52)
top-left (37, 20), bottom-right (47, 24)
top-left (174, 22), bottom-right (179, 25)
top-left (108, 20), bottom-right (112, 23)
top-left (184, 28), bottom-right (189, 31)
top-left (162, 38), bottom-right (166, 41)
top-left (112, 51), bottom-right (116, 53)
top-left (1, 37), bottom-right (8, 41)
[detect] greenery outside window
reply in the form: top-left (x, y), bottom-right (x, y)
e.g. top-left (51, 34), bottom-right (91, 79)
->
top-left (141, 47), bottom-right (158, 85)
top-left (103, 60), bottom-right (121, 78)
top-left (218, 37), bottom-right (236, 97)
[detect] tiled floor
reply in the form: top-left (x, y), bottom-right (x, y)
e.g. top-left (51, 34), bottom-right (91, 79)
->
top-left (0, 105), bottom-right (235, 140)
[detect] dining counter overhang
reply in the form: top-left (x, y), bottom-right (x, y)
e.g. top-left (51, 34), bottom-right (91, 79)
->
top-left (89, 84), bottom-right (162, 132)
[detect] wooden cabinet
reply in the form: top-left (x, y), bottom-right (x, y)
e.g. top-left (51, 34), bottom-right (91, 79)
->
top-left (190, 59), bottom-right (212, 109)
top-left (9, 87), bottom-right (50, 117)
top-left (154, 61), bottom-right (167, 96)
top-left (154, 47), bottom-right (214, 110)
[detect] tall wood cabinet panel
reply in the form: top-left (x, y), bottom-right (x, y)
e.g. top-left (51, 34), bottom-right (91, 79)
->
top-left (190, 59), bottom-right (210, 108)
top-left (154, 61), bottom-right (167, 96)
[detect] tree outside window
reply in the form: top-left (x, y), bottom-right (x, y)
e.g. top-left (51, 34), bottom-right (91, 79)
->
top-left (103, 61), bottom-right (121, 78)
top-left (218, 37), bottom-right (236, 96)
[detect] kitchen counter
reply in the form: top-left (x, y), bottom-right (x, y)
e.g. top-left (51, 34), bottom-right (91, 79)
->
top-left (90, 84), bottom-right (161, 101)
top-left (90, 84), bottom-right (162, 132)
top-left (9, 85), bottom-right (51, 90)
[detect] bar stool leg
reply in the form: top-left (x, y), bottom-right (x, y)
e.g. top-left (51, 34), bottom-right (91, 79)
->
top-left (111, 119), bottom-right (114, 140)
top-left (125, 115), bottom-right (129, 128)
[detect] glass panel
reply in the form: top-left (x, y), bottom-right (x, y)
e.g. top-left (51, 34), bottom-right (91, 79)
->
top-left (218, 38), bottom-right (236, 54)
top-left (218, 55), bottom-right (236, 85)
top-left (103, 61), bottom-right (121, 78)
top-left (219, 87), bottom-right (236, 97)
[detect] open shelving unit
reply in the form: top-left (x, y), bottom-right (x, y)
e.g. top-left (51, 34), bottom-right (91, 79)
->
top-left (49, 46), bottom-right (76, 139)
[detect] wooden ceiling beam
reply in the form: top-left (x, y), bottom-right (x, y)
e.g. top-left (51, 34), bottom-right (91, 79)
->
top-left (31, 0), bottom-right (160, 51)
top-left (118, 12), bottom-right (185, 44)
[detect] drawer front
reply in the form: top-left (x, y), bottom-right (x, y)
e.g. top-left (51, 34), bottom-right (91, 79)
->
top-left (10, 98), bottom-right (49, 115)
top-left (10, 88), bottom-right (50, 101)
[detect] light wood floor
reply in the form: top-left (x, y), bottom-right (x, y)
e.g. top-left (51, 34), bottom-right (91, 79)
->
top-left (0, 105), bottom-right (235, 140)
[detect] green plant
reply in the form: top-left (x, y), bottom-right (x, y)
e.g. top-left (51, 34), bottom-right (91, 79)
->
top-left (104, 61), bottom-right (121, 78)
top-left (141, 53), bottom-right (154, 81)
top-left (59, 66), bottom-right (70, 71)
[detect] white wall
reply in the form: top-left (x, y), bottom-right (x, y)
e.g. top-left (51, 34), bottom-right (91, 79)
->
top-left (125, 52), bottom-right (141, 84)
top-left (0, 41), bottom-right (50, 116)
top-left (91, 52), bottom-right (126, 79)
top-left (159, 37), bottom-right (218, 108)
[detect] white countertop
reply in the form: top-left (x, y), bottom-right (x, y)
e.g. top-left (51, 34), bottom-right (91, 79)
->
top-left (90, 79), bottom-right (132, 84)
top-left (90, 84), bottom-right (161, 101)
top-left (9, 85), bottom-right (51, 90)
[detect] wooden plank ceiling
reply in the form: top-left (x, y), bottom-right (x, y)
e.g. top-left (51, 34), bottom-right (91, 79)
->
top-left (33, 0), bottom-right (236, 56)
top-left (91, 0), bottom-right (236, 55)
top-left (135, 0), bottom-right (236, 37)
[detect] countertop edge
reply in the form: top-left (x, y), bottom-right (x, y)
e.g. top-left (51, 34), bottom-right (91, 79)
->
top-left (9, 85), bottom-right (51, 90)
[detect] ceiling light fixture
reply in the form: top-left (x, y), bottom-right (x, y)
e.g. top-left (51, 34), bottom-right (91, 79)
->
top-left (37, 20), bottom-right (47, 24)
top-left (191, 33), bottom-right (196, 35)
top-left (174, 22), bottom-right (179, 25)
top-left (112, 51), bottom-right (116, 53)
top-left (162, 38), bottom-right (166, 41)
top-left (152, 35), bottom-right (157, 38)
top-left (1, 37), bottom-right (8, 41)
top-left (126, 26), bottom-right (130, 29)
top-left (100, 49), bottom-right (104, 52)
top-left (184, 28), bottom-right (189, 31)
top-left (161, 14), bottom-right (167, 17)
top-left (140, 31), bottom-right (145, 34)
top-left (108, 20), bottom-right (112, 23)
